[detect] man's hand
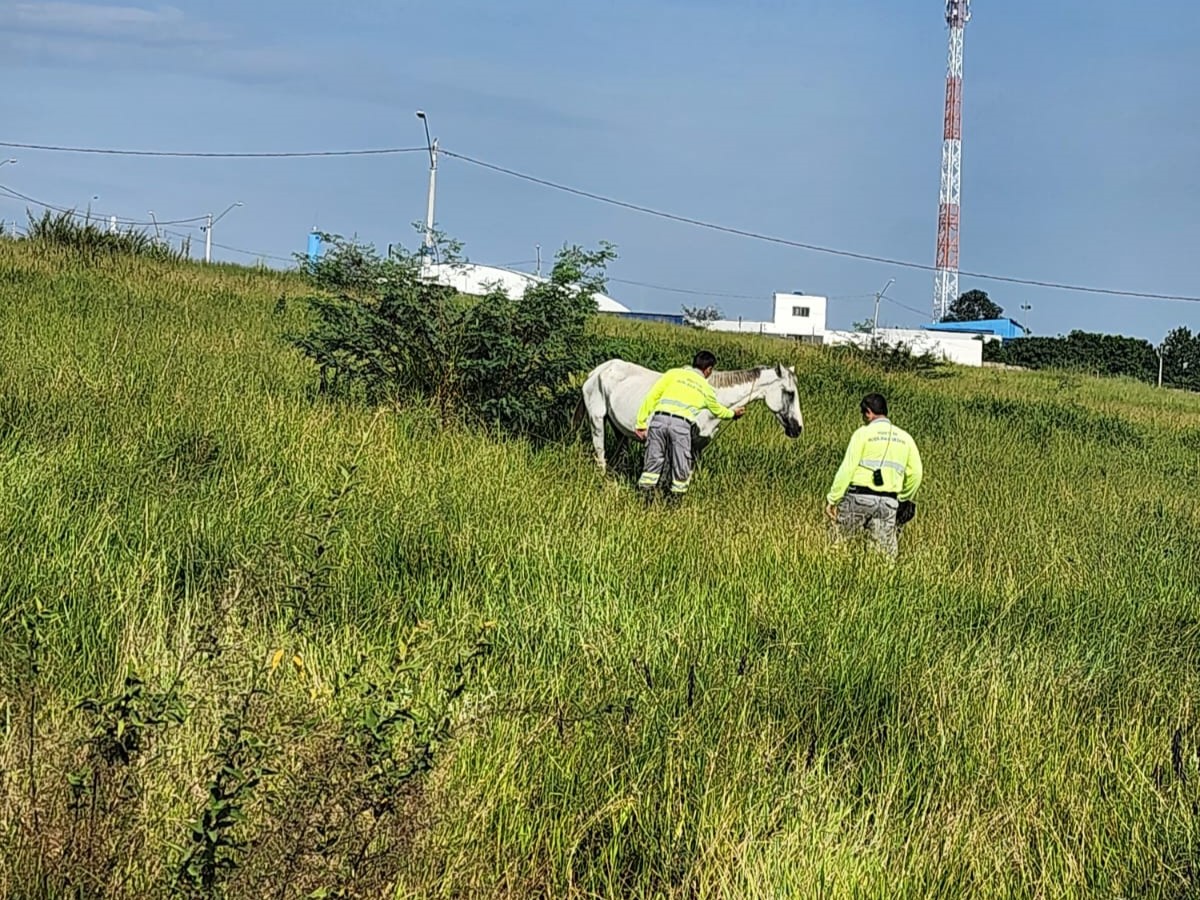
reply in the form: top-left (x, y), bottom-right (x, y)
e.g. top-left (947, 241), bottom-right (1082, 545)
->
top-left (732, 406), bottom-right (747, 419)
top-left (825, 503), bottom-right (839, 522)
top-left (634, 429), bottom-right (647, 442)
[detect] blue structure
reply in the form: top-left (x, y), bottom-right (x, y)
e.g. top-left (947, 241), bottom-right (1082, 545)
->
top-left (611, 310), bottom-right (687, 326)
top-left (923, 317), bottom-right (1029, 339)
top-left (306, 230), bottom-right (323, 262)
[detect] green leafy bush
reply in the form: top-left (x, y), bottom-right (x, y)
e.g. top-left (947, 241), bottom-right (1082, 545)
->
top-left (291, 233), bottom-right (617, 439)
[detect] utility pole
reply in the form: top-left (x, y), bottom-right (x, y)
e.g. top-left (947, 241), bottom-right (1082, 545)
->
top-left (1157, 344), bottom-right (1165, 388)
top-left (535, 243), bottom-right (541, 277)
top-left (416, 110), bottom-right (437, 259)
top-left (148, 211), bottom-right (161, 241)
top-left (1019, 302), bottom-right (1032, 335)
top-left (203, 201), bottom-right (243, 263)
top-left (872, 278), bottom-right (895, 342)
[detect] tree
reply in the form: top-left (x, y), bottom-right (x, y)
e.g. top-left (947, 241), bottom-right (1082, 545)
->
top-left (681, 304), bottom-right (721, 328)
top-left (289, 231), bottom-right (617, 438)
top-left (1159, 327), bottom-right (1200, 390)
top-left (943, 289), bottom-right (1003, 322)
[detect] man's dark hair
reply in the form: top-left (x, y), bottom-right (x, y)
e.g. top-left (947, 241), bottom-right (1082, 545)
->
top-left (692, 350), bottom-right (717, 371)
top-left (861, 393), bottom-right (888, 416)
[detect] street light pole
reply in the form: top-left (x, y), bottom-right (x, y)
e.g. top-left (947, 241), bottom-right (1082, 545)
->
top-left (872, 278), bottom-right (895, 342)
top-left (0, 158), bottom-right (16, 167)
top-left (203, 201), bottom-right (243, 263)
top-left (1019, 303), bottom-right (1032, 335)
top-left (1157, 344), bottom-right (1165, 388)
top-left (416, 110), bottom-right (437, 259)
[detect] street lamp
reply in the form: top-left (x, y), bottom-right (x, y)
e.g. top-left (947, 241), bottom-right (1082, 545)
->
top-left (415, 109), bottom-right (438, 258)
top-left (203, 201), bottom-right (243, 263)
top-left (872, 278), bottom-right (895, 341)
top-left (1019, 303), bottom-right (1032, 335)
top-left (0, 158), bottom-right (16, 167)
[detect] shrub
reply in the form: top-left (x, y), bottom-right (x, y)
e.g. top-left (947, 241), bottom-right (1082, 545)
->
top-left (22, 209), bottom-right (182, 261)
top-left (290, 233), bottom-right (617, 439)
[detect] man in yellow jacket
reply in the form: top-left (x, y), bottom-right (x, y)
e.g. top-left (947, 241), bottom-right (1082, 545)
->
top-left (635, 350), bottom-right (745, 501)
top-left (826, 392), bottom-right (922, 556)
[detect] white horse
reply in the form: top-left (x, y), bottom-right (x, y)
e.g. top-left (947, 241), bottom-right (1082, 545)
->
top-left (574, 359), bottom-right (804, 473)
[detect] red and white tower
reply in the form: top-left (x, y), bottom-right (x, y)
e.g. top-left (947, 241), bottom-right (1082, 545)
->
top-left (933, 0), bottom-right (970, 321)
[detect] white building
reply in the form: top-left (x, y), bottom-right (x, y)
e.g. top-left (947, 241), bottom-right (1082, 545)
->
top-left (419, 261), bottom-right (630, 313)
top-left (706, 292), bottom-right (827, 340)
top-left (702, 289), bottom-right (986, 366)
top-left (823, 327), bottom-right (983, 366)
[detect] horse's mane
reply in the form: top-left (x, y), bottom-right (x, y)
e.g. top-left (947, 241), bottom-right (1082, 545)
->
top-left (708, 367), bottom-right (764, 388)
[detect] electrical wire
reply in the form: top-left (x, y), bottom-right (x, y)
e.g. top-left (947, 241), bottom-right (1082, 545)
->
top-left (6, 135), bottom-right (1196, 303)
top-left (0, 184), bottom-right (208, 226)
top-left (439, 148), bottom-right (1200, 304)
top-left (160, 228), bottom-right (294, 263)
top-left (605, 277), bottom-right (765, 302)
top-left (0, 140), bottom-right (426, 158)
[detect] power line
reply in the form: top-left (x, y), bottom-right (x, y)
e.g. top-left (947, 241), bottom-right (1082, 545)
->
top-left (606, 277), bottom-right (764, 302)
top-left (0, 184), bottom-right (208, 226)
top-left (7, 135), bottom-right (1197, 304)
top-left (883, 295), bottom-right (932, 319)
top-left (0, 140), bottom-right (426, 159)
top-left (439, 147), bottom-right (1200, 304)
top-left (161, 228), bottom-right (293, 263)
top-left (474, 258), bottom-right (773, 302)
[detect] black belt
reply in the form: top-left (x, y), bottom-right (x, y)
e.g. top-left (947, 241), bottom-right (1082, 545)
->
top-left (653, 412), bottom-right (693, 423)
top-left (847, 485), bottom-right (898, 500)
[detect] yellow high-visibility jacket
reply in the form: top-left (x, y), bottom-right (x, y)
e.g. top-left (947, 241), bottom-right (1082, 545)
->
top-left (636, 367), bottom-right (735, 430)
top-left (826, 417), bottom-right (922, 504)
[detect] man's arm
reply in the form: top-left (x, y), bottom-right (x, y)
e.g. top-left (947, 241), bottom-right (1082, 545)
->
top-left (826, 429), bottom-right (865, 506)
top-left (900, 438), bottom-right (923, 501)
top-left (700, 380), bottom-right (737, 420)
top-left (635, 373), bottom-right (670, 431)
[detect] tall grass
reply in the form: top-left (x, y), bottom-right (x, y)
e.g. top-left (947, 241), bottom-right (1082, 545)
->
top-left (2, 240), bottom-right (1200, 897)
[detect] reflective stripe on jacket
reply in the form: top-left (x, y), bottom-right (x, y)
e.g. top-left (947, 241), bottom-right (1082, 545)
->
top-left (826, 417), bottom-right (923, 505)
top-left (635, 367), bottom-right (735, 430)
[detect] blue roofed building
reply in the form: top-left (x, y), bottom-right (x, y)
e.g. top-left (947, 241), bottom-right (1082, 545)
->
top-left (922, 317), bottom-right (1029, 340)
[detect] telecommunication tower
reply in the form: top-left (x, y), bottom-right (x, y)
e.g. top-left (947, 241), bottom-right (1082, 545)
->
top-left (932, 0), bottom-right (970, 321)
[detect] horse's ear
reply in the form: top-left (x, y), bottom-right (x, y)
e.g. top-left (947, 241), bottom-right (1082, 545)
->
top-left (775, 363), bottom-right (783, 378)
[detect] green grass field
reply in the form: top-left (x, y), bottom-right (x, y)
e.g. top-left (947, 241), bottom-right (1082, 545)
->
top-left (2, 240), bottom-right (1200, 898)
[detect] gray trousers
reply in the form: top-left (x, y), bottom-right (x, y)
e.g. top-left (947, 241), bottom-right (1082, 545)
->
top-left (638, 414), bottom-right (694, 494)
top-left (834, 492), bottom-right (900, 557)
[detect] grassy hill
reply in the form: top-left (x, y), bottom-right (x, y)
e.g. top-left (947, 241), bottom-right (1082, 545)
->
top-left (2, 240), bottom-right (1200, 898)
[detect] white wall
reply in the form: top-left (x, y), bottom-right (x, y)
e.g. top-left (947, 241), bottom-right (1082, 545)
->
top-left (824, 328), bottom-right (983, 366)
top-left (420, 262), bottom-right (630, 313)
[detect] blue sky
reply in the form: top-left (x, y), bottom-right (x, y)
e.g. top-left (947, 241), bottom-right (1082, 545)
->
top-left (1, 0), bottom-right (1197, 340)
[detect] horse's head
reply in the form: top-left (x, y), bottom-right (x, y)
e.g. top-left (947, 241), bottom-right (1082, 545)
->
top-left (760, 364), bottom-right (804, 438)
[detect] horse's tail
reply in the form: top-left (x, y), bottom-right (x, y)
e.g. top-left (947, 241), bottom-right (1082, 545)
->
top-left (571, 395), bottom-right (587, 430)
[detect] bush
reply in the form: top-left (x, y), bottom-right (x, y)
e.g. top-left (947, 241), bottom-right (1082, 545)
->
top-left (22, 209), bottom-right (182, 261)
top-left (290, 233), bottom-right (617, 439)
top-left (986, 331), bottom-right (1158, 383)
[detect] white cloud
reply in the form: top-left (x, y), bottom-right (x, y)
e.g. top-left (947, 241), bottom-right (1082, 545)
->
top-left (2, 1), bottom-right (225, 43)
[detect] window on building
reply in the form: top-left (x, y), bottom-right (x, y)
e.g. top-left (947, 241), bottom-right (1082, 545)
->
top-left (793, 306), bottom-right (810, 317)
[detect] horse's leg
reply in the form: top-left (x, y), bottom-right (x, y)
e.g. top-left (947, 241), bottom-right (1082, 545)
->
top-left (580, 380), bottom-right (609, 473)
top-left (589, 413), bottom-right (609, 473)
